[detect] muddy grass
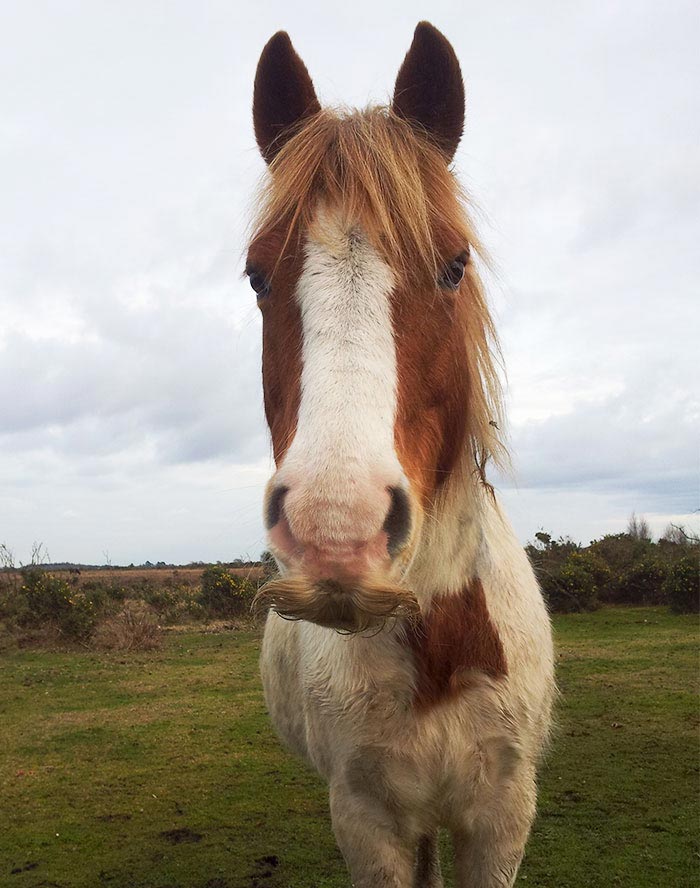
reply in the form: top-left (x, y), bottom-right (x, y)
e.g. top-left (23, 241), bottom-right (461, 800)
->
top-left (0, 607), bottom-right (697, 887)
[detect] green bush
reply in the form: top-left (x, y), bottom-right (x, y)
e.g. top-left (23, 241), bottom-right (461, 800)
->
top-left (142, 584), bottom-right (203, 624)
top-left (663, 556), bottom-right (699, 614)
top-left (615, 557), bottom-right (668, 606)
top-left (588, 534), bottom-right (655, 591)
top-left (199, 566), bottom-right (256, 618)
top-left (20, 568), bottom-right (98, 641)
top-left (539, 551), bottom-right (602, 613)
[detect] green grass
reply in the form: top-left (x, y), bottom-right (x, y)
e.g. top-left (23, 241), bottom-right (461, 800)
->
top-left (0, 607), bottom-right (697, 887)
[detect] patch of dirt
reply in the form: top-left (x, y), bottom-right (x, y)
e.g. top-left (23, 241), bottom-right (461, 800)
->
top-left (160, 827), bottom-right (203, 845)
top-left (559, 789), bottom-right (585, 803)
top-left (96, 813), bottom-right (132, 822)
top-left (10, 861), bottom-right (39, 875)
top-left (248, 855), bottom-right (280, 886)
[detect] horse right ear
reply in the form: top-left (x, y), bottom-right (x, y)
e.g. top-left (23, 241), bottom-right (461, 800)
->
top-left (392, 22), bottom-right (465, 161)
top-left (253, 32), bottom-right (321, 164)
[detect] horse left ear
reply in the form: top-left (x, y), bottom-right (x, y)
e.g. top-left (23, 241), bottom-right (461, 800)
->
top-left (392, 22), bottom-right (465, 161)
top-left (253, 31), bottom-right (321, 164)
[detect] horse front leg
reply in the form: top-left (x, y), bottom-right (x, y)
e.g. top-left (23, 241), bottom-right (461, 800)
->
top-left (451, 767), bottom-right (536, 888)
top-left (329, 781), bottom-right (416, 888)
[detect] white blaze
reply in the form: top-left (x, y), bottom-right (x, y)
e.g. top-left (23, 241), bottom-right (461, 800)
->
top-left (277, 213), bottom-right (403, 543)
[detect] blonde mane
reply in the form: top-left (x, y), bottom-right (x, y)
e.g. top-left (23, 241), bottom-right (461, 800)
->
top-left (251, 106), bottom-right (507, 479)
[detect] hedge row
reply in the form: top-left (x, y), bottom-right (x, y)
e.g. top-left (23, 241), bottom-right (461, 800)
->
top-left (526, 533), bottom-right (698, 614)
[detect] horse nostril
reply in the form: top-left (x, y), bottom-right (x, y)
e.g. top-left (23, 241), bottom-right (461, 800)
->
top-left (383, 486), bottom-right (411, 556)
top-left (265, 485), bottom-right (288, 530)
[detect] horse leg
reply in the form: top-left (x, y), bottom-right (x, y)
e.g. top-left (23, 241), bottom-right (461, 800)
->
top-left (413, 831), bottom-right (443, 888)
top-left (329, 781), bottom-right (416, 888)
top-left (452, 771), bottom-right (536, 888)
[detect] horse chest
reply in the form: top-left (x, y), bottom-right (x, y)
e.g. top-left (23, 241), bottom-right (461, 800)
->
top-left (299, 622), bottom-right (505, 744)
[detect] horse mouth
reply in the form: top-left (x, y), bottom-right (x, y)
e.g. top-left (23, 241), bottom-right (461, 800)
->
top-left (253, 573), bottom-right (419, 634)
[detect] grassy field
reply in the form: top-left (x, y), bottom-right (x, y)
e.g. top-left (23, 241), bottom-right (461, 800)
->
top-left (0, 607), bottom-right (697, 888)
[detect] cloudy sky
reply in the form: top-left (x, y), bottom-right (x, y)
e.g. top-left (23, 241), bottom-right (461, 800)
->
top-left (1, 1), bottom-right (697, 565)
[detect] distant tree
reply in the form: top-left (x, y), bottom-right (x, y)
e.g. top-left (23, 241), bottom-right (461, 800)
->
top-left (660, 523), bottom-right (699, 546)
top-left (627, 512), bottom-right (652, 542)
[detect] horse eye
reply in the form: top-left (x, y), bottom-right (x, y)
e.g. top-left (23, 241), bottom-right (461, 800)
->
top-left (247, 268), bottom-right (271, 299)
top-left (438, 250), bottom-right (469, 290)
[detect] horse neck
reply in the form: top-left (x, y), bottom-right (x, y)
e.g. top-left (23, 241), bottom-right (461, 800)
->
top-left (405, 454), bottom-right (493, 604)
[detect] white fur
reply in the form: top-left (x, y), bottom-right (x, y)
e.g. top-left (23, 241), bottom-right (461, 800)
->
top-left (261, 219), bottom-right (555, 887)
top-left (274, 213), bottom-right (406, 545)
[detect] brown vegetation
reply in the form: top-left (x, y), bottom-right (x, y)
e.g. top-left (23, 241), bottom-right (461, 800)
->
top-left (92, 600), bottom-right (162, 652)
top-left (52, 565), bottom-right (264, 590)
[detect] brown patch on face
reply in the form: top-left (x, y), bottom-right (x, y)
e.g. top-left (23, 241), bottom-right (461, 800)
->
top-left (247, 229), bottom-right (304, 464)
top-left (401, 578), bottom-right (507, 709)
top-left (392, 250), bottom-right (472, 503)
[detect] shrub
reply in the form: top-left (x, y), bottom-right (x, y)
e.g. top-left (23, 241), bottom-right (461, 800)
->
top-left (615, 557), bottom-right (668, 606)
top-left (199, 565), bottom-right (256, 618)
top-left (0, 621), bottom-right (17, 653)
top-left (0, 572), bottom-right (24, 630)
top-left (92, 600), bottom-right (162, 651)
top-left (664, 556), bottom-right (699, 614)
top-left (538, 551), bottom-right (602, 613)
top-left (20, 568), bottom-right (98, 641)
top-left (142, 584), bottom-right (204, 624)
top-left (588, 533), bottom-right (655, 579)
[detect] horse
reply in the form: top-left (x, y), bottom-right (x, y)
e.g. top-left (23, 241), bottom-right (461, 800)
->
top-left (246, 22), bottom-right (555, 888)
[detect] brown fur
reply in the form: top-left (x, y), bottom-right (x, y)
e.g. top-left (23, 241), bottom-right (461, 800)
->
top-left (247, 228), bottom-right (304, 463)
top-left (401, 579), bottom-right (507, 709)
top-left (253, 573), bottom-right (419, 634)
top-left (249, 107), bottom-right (506, 486)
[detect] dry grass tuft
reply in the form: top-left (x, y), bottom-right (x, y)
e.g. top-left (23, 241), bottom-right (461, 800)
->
top-left (92, 600), bottom-right (162, 652)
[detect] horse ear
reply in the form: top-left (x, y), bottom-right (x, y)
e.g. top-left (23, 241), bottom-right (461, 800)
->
top-left (253, 32), bottom-right (321, 164)
top-left (392, 22), bottom-right (465, 161)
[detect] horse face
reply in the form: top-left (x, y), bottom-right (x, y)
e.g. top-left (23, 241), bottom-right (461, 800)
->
top-left (248, 25), bottom-right (471, 617)
top-left (249, 214), bottom-right (415, 586)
